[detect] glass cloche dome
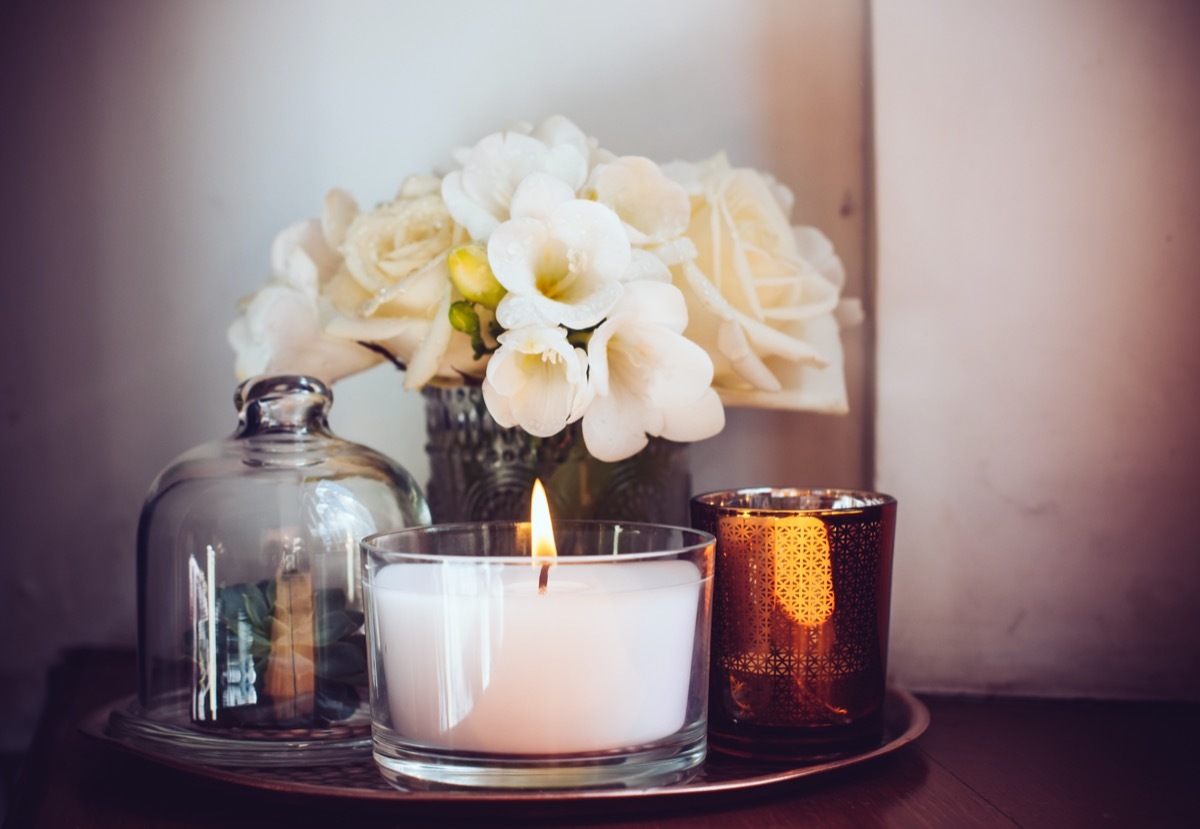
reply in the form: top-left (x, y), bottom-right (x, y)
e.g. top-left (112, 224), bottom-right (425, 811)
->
top-left (110, 374), bottom-right (429, 766)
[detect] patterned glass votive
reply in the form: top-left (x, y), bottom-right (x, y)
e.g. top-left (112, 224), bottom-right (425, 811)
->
top-left (362, 521), bottom-right (715, 790)
top-left (690, 488), bottom-right (897, 760)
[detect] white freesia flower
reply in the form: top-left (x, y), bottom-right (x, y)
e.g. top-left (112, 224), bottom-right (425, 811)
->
top-left (583, 155), bottom-right (691, 284)
top-left (584, 156), bottom-right (691, 246)
top-left (482, 325), bottom-right (592, 437)
top-left (442, 115), bottom-right (591, 241)
top-left (666, 153), bottom-right (856, 412)
top-left (227, 202), bottom-right (381, 384)
top-left (582, 281), bottom-right (725, 462)
top-left (488, 172), bottom-right (630, 331)
top-left (322, 177), bottom-right (484, 389)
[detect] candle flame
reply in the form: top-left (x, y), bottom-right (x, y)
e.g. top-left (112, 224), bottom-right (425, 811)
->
top-left (531, 480), bottom-right (556, 594)
top-left (530, 479), bottom-right (557, 562)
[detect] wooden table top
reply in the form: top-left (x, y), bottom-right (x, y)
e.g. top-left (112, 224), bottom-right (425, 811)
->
top-left (6, 648), bottom-right (1198, 828)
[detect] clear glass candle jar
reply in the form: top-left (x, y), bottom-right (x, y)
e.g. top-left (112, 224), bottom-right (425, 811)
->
top-left (111, 375), bottom-right (430, 766)
top-left (362, 521), bottom-right (715, 790)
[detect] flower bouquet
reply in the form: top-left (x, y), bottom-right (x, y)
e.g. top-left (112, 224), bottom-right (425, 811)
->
top-left (229, 116), bottom-right (859, 472)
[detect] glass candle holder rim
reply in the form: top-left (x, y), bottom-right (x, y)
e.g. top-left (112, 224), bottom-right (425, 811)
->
top-left (691, 487), bottom-right (896, 516)
top-left (361, 519), bottom-right (716, 565)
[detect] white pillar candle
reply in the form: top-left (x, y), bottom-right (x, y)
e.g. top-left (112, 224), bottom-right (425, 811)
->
top-left (373, 559), bottom-right (702, 755)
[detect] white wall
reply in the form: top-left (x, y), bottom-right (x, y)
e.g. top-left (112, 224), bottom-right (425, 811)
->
top-left (874, 0), bottom-right (1200, 699)
top-left (0, 0), bottom-right (870, 752)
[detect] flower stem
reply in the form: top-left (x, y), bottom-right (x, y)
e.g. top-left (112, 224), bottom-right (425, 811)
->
top-left (357, 341), bottom-right (407, 372)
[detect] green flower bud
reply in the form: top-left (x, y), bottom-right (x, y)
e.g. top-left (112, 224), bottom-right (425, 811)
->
top-left (448, 301), bottom-right (481, 336)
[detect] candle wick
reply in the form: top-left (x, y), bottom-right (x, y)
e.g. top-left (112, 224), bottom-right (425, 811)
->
top-left (538, 561), bottom-right (550, 595)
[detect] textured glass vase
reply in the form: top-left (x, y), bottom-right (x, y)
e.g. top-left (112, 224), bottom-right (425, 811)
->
top-left (423, 386), bottom-right (691, 525)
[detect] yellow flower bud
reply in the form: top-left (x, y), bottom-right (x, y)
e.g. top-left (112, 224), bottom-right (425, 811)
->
top-left (447, 243), bottom-right (506, 309)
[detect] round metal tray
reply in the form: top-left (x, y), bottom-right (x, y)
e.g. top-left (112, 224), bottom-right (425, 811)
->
top-left (80, 688), bottom-right (928, 816)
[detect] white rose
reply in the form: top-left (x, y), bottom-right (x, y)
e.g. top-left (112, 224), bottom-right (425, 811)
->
top-left (666, 153), bottom-right (856, 412)
top-left (227, 190), bottom-right (382, 384)
top-left (323, 177), bottom-right (485, 389)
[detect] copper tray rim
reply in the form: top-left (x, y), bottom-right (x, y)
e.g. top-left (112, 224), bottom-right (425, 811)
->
top-left (79, 688), bottom-right (929, 809)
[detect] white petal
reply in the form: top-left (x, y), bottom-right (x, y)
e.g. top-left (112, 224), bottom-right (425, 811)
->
top-left (442, 119), bottom-right (592, 244)
top-left (740, 315), bottom-right (828, 365)
top-left (365, 259), bottom-right (453, 316)
top-left (659, 388), bottom-right (725, 442)
top-left (228, 283), bottom-right (379, 384)
top-left (297, 217), bottom-right (341, 284)
top-left (586, 156), bottom-right (691, 245)
top-left (270, 219), bottom-right (312, 278)
top-left (550, 201), bottom-right (631, 279)
top-left (325, 313), bottom-right (429, 342)
top-left (273, 339), bottom-right (381, 385)
top-left (509, 172), bottom-right (576, 223)
top-left (582, 390), bottom-right (651, 462)
top-left (587, 325), bottom-right (611, 397)
top-left (541, 144), bottom-right (588, 189)
top-left (582, 284), bottom-right (717, 460)
top-left (490, 201), bottom-right (629, 330)
top-left (495, 293), bottom-right (553, 329)
top-left (717, 321), bottom-right (783, 391)
top-left (396, 174), bottom-right (442, 199)
top-left (485, 343), bottom-right (528, 397)
top-left (531, 115), bottom-right (590, 189)
top-left (442, 169), bottom-right (501, 241)
top-left (758, 266), bottom-right (840, 321)
top-left (484, 328), bottom-right (590, 436)
top-left (497, 325), bottom-right (578, 372)
top-left (322, 188), bottom-right (359, 249)
top-left (650, 237), bottom-right (697, 267)
top-left (464, 132), bottom-right (545, 208)
top-left (488, 217), bottom-right (553, 295)
top-left (680, 260), bottom-right (737, 323)
top-left (512, 374), bottom-right (581, 436)
top-left (481, 379), bottom-right (518, 427)
top-left (508, 353), bottom-right (587, 436)
top-left (611, 281), bottom-right (688, 333)
top-left (403, 291), bottom-right (455, 390)
top-left (639, 329), bottom-right (714, 404)
top-left (623, 249), bottom-right (671, 282)
top-left (533, 282), bottom-right (623, 331)
top-left (718, 314), bottom-right (849, 412)
top-left (285, 245), bottom-right (320, 295)
top-left (793, 225), bottom-right (845, 289)
top-left (532, 115), bottom-right (588, 153)
top-left (228, 313), bottom-right (273, 381)
top-left (594, 318), bottom-right (712, 408)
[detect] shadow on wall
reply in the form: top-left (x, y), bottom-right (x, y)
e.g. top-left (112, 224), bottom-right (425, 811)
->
top-left (1, 0), bottom-right (234, 762)
top-left (1, 0), bottom-right (122, 757)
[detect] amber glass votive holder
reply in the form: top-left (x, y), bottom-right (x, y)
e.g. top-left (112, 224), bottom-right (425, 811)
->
top-left (691, 488), bottom-right (897, 761)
